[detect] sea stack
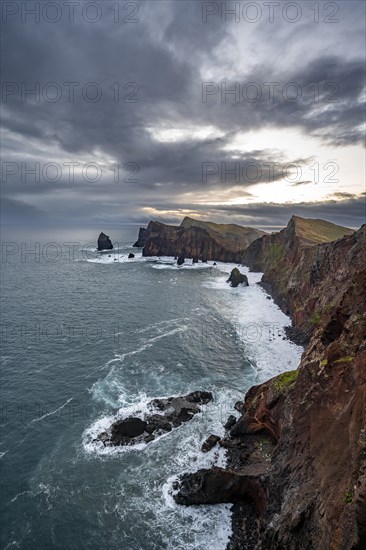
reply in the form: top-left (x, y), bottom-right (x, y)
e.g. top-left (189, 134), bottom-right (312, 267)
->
top-left (177, 252), bottom-right (185, 266)
top-left (227, 268), bottom-right (249, 288)
top-left (97, 232), bottom-right (113, 251)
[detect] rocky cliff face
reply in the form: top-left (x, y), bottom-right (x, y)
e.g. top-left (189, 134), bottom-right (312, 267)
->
top-left (243, 216), bottom-right (356, 340)
top-left (133, 217), bottom-right (266, 262)
top-left (174, 222), bottom-right (366, 550)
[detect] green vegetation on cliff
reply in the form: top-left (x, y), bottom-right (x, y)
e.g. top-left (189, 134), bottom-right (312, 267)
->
top-left (273, 369), bottom-right (299, 392)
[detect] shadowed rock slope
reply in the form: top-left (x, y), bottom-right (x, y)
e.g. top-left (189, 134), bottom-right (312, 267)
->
top-left (174, 223), bottom-right (366, 550)
top-left (133, 217), bottom-right (266, 262)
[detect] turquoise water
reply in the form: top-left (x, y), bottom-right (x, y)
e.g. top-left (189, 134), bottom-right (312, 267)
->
top-left (1, 228), bottom-right (302, 550)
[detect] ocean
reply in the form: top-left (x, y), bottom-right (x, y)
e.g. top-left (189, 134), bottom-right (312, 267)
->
top-left (0, 228), bottom-right (303, 550)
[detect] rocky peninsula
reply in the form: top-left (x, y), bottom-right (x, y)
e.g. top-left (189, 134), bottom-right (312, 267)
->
top-left (133, 216), bottom-right (265, 262)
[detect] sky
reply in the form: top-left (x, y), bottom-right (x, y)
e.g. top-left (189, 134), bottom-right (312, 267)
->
top-left (1, 0), bottom-right (365, 232)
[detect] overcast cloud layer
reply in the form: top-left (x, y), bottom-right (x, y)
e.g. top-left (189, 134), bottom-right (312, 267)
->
top-left (1, 0), bottom-right (365, 230)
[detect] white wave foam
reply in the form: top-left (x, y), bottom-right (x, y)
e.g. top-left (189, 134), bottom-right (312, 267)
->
top-left (29, 398), bottom-right (74, 424)
top-left (203, 264), bottom-right (303, 382)
top-left (86, 252), bottom-right (144, 264)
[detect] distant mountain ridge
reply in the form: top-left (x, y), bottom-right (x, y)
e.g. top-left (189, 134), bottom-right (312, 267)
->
top-left (134, 215), bottom-right (354, 266)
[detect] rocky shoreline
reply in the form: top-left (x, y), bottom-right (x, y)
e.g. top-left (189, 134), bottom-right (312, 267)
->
top-left (171, 221), bottom-right (366, 549)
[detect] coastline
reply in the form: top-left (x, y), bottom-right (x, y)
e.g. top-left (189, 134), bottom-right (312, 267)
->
top-left (172, 225), bottom-right (366, 550)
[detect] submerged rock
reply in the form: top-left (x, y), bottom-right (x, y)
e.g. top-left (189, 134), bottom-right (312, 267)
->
top-left (96, 391), bottom-right (213, 447)
top-left (227, 268), bottom-right (249, 288)
top-left (97, 232), bottom-right (113, 251)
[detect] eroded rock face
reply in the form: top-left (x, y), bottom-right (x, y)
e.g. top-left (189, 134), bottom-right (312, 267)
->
top-left (97, 232), bottom-right (113, 251)
top-left (134, 217), bottom-right (266, 262)
top-left (96, 391), bottom-right (213, 447)
top-left (227, 268), bottom-right (249, 288)
top-left (174, 224), bottom-right (366, 550)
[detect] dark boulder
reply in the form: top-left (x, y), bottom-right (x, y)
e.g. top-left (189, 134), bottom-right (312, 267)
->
top-left (128, 253), bottom-right (135, 259)
top-left (145, 415), bottom-right (173, 434)
top-left (202, 434), bottom-right (220, 453)
top-left (177, 253), bottom-right (185, 266)
top-left (224, 415), bottom-right (237, 430)
top-left (185, 391), bottom-right (213, 404)
top-left (234, 401), bottom-right (245, 413)
top-left (193, 256), bottom-right (199, 263)
top-left (97, 232), bottom-right (113, 251)
top-left (227, 268), bottom-right (249, 288)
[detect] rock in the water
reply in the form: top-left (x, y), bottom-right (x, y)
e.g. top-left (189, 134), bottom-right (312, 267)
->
top-left (98, 391), bottom-right (213, 447)
top-left (224, 415), bottom-right (237, 430)
top-left (128, 253), bottom-right (135, 259)
top-left (97, 232), bottom-right (113, 251)
top-left (227, 268), bottom-right (249, 288)
top-left (177, 253), bottom-right (185, 266)
top-left (193, 256), bottom-right (199, 263)
top-left (202, 434), bottom-right (220, 453)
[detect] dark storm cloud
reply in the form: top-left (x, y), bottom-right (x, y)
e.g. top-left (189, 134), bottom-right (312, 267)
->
top-left (0, 1), bottom-right (365, 228)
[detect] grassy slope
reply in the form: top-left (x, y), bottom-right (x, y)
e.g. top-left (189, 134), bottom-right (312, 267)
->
top-left (291, 215), bottom-right (354, 244)
top-left (180, 216), bottom-right (266, 238)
